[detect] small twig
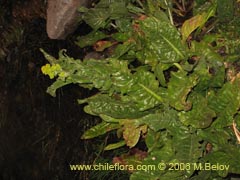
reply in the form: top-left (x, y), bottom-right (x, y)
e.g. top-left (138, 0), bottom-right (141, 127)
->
top-left (173, 0), bottom-right (184, 12)
top-left (136, 0), bottom-right (144, 8)
top-left (182, 0), bottom-right (186, 11)
top-left (110, 23), bottom-right (117, 29)
top-left (233, 121), bottom-right (240, 144)
top-left (172, 8), bottom-right (185, 17)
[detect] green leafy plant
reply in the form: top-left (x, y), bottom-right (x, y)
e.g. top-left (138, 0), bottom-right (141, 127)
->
top-left (41, 0), bottom-right (240, 179)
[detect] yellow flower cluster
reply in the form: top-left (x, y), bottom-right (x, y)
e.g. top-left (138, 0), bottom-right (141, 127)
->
top-left (41, 63), bottom-right (62, 79)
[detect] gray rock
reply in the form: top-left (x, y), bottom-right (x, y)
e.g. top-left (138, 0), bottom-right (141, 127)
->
top-left (47, 0), bottom-right (91, 39)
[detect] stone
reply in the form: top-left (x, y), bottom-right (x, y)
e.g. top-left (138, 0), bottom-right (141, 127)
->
top-left (47, 0), bottom-right (90, 39)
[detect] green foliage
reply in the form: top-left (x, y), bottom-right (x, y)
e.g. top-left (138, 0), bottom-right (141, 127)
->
top-left (79, 0), bottom-right (132, 30)
top-left (166, 70), bottom-right (198, 111)
top-left (179, 92), bottom-right (216, 129)
top-left (81, 121), bottom-right (120, 139)
top-left (181, 1), bottom-right (216, 42)
top-left (136, 16), bottom-right (186, 65)
top-left (217, 0), bottom-right (235, 22)
top-left (41, 0), bottom-right (240, 179)
top-left (75, 31), bottom-right (108, 48)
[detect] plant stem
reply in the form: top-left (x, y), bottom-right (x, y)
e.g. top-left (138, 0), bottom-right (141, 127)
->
top-left (173, 63), bottom-right (184, 71)
top-left (164, 0), bottom-right (174, 25)
top-left (138, 83), bottom-right (163, 102)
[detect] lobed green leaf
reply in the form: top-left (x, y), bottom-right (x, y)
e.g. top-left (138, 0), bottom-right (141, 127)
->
top-left (178, 93), bottom-right (216, 129)
top-left (166, 70), bottom-right (198, 111)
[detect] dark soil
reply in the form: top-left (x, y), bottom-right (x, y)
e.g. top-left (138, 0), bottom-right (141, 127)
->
top-left (0, 1), bottom-right (113, 179)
